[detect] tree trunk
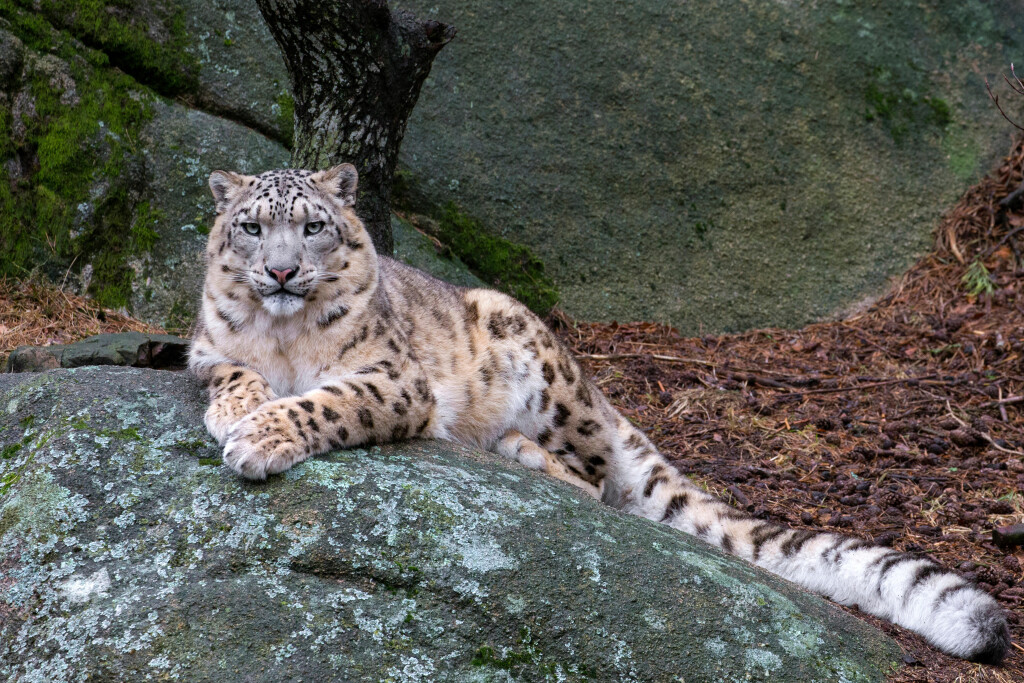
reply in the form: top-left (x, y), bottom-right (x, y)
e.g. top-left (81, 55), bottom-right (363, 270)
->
top-left (254, 0), bottom-right (455, 254)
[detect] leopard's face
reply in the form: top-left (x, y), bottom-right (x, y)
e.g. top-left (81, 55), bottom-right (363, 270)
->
top-left (205, 165), bottom-right (374, 317)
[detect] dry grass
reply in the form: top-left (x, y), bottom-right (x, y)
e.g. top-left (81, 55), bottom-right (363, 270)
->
top-left (0, 276), bottom-right (165, 367)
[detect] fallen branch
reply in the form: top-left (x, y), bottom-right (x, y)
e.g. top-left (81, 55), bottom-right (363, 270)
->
top-left (777, 375), bottom-right (942, 399)
top-left (578, 352), bottom-right (717, 367)
top-left (945, 400), bottom-right (1024, 457)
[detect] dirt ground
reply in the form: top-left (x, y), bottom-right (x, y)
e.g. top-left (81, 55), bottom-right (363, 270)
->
top-left (553, 139), bottom-right (1024, 680)
top-left (4, 142), bottom-right (1024, 680)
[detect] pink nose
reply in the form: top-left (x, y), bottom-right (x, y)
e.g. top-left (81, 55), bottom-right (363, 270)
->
top-left (268, 267), bottom-right (295, 284)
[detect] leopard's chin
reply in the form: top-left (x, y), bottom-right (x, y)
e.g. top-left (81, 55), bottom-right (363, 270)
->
top-left (261, 291), bottom-right (307, 317)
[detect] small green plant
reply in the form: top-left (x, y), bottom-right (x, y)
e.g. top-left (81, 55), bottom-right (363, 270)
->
top-left (275, 91), bottom-right (295, 147)
top-left (961, 259), bottom-right (994, 296)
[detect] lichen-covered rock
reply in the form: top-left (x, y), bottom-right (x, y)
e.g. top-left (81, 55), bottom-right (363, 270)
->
top-left (395, 0), bottom-right (1024, 332)
top-left (4, 332), bottom-right (189, 373)
top-left (179, 0), bottom-right (294, 144)
top-left (0, 368), bottom-right (901, 681)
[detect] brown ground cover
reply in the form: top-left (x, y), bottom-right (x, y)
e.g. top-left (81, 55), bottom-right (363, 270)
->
top-left (0, 277), bottom-right (162, 365)
top-left (555, 139), bottom-right (1024, 681)
top-left (4, 140), bottom-right (1024, 681)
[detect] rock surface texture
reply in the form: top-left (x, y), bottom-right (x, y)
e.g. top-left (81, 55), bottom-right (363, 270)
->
top-left (5, 1), bottom-right (1023, 331)
top-left (4, 332), bottom-right (189, 373)
top-left (394, 0), bottom-right (1024, 331)
top-left (0, 368), bottom-right (900, 681)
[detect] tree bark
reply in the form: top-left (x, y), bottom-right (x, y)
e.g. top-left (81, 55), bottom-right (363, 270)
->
top-left (254, 0), bottom-right (455, 254)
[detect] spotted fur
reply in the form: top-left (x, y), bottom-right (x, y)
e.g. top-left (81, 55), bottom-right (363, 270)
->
top-left (189, 165), bottom-right (1010, 663)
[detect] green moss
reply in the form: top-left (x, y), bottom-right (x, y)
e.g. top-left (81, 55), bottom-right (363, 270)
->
top-left (0, 471), bottom-right (19, 496)
top-left (941, 126), bottom-right (982, 182)
top-left (863, 66), bottom-right (952, 142)
top-left (392, 170), bottom-right (560, 313)
top-left (9, 0), bottom-right (199, 96)
top-left (98, 426), bottom-right (142, 441)
top-left (0, 4), bottom-right (158, 309)
top-left (469, 644), bottom-right (566, 677)
top-left (434, 203), bottom-right (559, 314)
top-left (172, 438), bottom-right (209, 457)
top-left (83, 199), bottom-right (164, 308)
top-left (275, 91), bottom-right (295, 148)
top-left (131, 201), bottom-right (163, 253)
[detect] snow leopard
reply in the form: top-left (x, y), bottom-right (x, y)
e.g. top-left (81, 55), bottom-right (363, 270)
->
top-left (188, 164), bottom-right (1010, 663)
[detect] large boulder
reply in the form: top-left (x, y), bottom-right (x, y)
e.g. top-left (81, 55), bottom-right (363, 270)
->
top-left (0, 368), bottom-right (900, 681)
top-left (394, 0), bottom-right (1024, 331)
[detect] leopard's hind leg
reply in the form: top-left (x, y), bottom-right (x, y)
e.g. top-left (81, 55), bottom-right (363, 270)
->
top-left (494, 430), bottom-right (602, 499)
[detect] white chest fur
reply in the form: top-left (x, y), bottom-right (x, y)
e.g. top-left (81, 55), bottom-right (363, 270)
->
top-left (228, 315), bottom-right (331, 398)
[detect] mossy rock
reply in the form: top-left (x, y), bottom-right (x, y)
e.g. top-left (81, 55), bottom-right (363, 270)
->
top-left (0, 367), bottom-right (901, 681)
top-left (391, 214), bottom-right (488, 290)
top-left (396, 0), bottom-right (1024, 332)
top-left (0, 10), bottom-right (483, 330)
top-left (0, 14), bottom-right (157, 309)
top-left (0, 7), bottom-right (288, 325)
top-left (1, 0), bottom-right (292, 144)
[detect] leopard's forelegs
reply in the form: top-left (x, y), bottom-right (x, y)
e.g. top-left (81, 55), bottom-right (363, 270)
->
top-left (223, 371), bottom-right (435, 479)
top-left (201, 363), bottom-right (277, 444)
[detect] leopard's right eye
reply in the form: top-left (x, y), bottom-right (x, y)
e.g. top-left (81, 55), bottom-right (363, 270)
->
top-left (241, 222), bottom-right (261, 236)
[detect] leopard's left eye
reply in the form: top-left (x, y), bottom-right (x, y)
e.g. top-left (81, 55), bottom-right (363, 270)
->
top-left (305, 221), bottom-right (325, 236)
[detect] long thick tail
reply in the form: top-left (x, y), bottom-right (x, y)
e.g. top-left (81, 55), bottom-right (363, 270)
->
top-left (606, 420), bottom-right (1011, 663)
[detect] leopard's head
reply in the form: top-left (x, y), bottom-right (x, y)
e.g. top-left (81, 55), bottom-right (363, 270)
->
top-left (204, 164), bottom-right (377, 318)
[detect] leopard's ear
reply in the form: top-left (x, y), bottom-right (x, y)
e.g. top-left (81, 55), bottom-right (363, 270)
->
top-left (208, 171), bottom-right (247, 213)
top-left (312, 163), bottom-right (358, 206)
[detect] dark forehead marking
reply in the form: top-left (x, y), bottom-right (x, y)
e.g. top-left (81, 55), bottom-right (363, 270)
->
top-left (239, 169), bottom-right (330, 223)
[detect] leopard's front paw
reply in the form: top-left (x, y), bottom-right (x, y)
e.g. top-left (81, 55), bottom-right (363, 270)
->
top-left (205, 404), bottom-right (240, 445)
top-left (205, 380), bottom-right (277, 445)
top-left (222, 404), bottom-right (308, 480)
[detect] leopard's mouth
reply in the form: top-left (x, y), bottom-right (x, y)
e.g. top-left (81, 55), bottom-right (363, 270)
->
top-left (265, 287), bottom-right (307, 299)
